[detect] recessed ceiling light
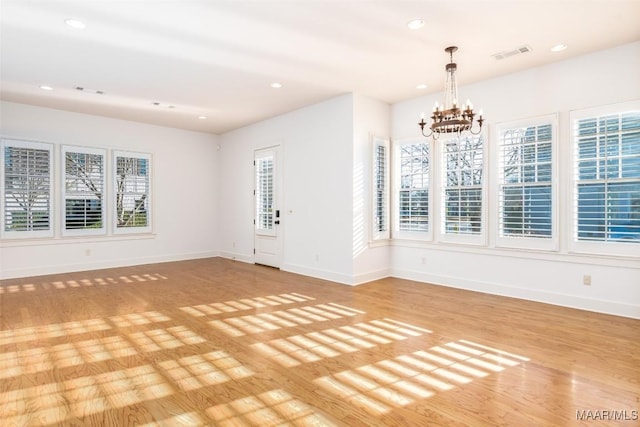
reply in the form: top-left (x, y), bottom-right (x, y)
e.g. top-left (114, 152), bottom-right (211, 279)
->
top-left (64, 18), bottom-right (86, 29)
top-left (198, 116), bottom-right (207, 120)
top-left (270, 82), bottom-right (283, 88)
top-left (407, 19), bottom-right (425, 30)
top-left (550, 44), bottom-right (568, 52)
top-left (39, 85), bottom-right (53, 91)
top-left (416, 84), bottom-right (428, 90)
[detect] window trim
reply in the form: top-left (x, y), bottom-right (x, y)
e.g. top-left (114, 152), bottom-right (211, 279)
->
top-left (569, 100), bottom-right (640, 257)
top-left (61, 145), bottom-right (107, 237)
top-left (493, 114), bottom-right (559, 251)
top-left (437, 131), bottom-right (488, 246)
top-left (392, 137), bottom-right (433, 242)
top-left (371, 136), bottom-right (390, 242)
top-left (112, 150), bottom-right (152, 235)
top-left (1, 138), bottom-right (54, 239)
top-left (255, 147), bottom-right (276, 238)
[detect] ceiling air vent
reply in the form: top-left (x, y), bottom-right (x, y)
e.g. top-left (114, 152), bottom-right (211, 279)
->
top-left (492, 45), bottom-right (532, 61)
top-left (75, 86), bottom-right (104, 95)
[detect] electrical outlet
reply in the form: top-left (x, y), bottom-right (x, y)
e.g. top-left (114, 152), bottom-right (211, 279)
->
top-left (583, 275), bottom-right (591, 286)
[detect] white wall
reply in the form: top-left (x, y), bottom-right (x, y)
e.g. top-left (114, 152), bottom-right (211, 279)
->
top-left (218, 94), bottom-right (356, 283)
top-left (352, 93), bottom-right (391, 283)
top-left (391, 42), bottom-right (640, 318)
top-left (0, 101), bottom-right (220, 279)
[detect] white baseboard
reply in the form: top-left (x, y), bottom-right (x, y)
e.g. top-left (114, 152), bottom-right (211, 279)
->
top-left (352, 268), bottom-right (392, 285)
top-left (278, 266), bottom-right (389, 286)
top-left (281, 262), bottom-right (355, 285)
top-left (218, 251), bottom-right (254, 264)
top-left (391, 267), bottom-right (640, 320)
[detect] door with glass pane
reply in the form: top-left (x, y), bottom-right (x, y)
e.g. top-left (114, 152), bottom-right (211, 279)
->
top-left (254, 146), bottom-right (282, 267)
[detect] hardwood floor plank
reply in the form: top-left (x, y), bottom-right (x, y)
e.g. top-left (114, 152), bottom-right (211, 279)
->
top-left (1, 258), bottom-right (638, 426)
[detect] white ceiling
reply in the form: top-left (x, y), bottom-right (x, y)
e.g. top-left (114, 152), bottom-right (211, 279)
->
top-left (1, 0), bottom-right (639, 134)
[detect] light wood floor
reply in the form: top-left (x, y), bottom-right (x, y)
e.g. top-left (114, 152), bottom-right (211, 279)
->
top-left (1, 258), bottom-right (638, 426)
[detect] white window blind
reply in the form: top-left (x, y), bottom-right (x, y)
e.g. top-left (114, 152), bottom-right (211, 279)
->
top-left (372, 137), bottom-right (389, 240)
top-left (499, 122), bottom-right (553, 239)
top-left (398, 142), bottom-right (430, 232)
top-left (114, 151), bottom-right (151, 233)
top-left (574, 107), bottom-right (640, 244)
top-left (62, 146), bottom-right (106, 235)
top-left (255, 154), bottom-right (274, 234)
top-left (1, 139), bottom-right (53, 238)
top-left (443, 134), bottom-right (483, 236)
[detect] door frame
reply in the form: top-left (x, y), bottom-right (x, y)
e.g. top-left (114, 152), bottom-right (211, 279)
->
top-left (254, 145), bottom-right (283, 268)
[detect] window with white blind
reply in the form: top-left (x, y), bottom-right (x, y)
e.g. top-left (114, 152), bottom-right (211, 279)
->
top-left (372, 137), bottom-right (389, 241)
top-left (571, 101), bottom-right (640, 255)
top-left (255, 153), bottom-right (275, 235)
top-left (496, 115), bottom-right (557, 250)
top-left (393, 138), bottom-right (431, 240)
top-left (113, 151), bottom-right (152, 234)
top-left (441, 133), bottom-right (485, 244)
top-left (62, 146), bottom-right (106, 235)
top-left (1, 139), bottom-right (54, 238)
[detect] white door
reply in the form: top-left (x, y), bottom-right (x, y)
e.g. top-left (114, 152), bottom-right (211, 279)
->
top-left (254, 146), bottom-right (282, 268)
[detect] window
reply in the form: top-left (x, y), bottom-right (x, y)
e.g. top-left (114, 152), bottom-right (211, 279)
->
top-left (255, 151), bottom-right (275, 235)
top-left (372, 137), bottom-right (389, 241)
top-left (496, 115), bottom-right (557, 250)
top-left (113, 151), bottom-right (151, 233)
top-left (394, 138), bottom-right (431, 239)
top-left (62, 146), bottom-right (106, 235)
top-left (572, 101), bottom-right (640, 255)
top-left (1, 139), bottom-right (53, 238)
top-left (441, 133), bottom-right (485, 243)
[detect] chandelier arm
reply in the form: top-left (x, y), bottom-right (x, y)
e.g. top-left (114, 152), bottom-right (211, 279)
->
top-left (419, 118), bottom-right (433, 138)
top-left (469, 125), bottom-right (483, 135)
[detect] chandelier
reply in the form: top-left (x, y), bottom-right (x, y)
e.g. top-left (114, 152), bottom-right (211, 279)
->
top-left (419, 46), bottom-right (484, 139)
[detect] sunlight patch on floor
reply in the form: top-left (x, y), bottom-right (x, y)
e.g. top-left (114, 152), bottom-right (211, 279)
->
top-left (128, 326), bottom-right (206, 352)
top-left (179, 293), bottom-right (315, 317)
top-left (206, 389), bottom-right (337, 427)
top-left (314, 339), bottom-right (529, 414)
top-left (0, 273), bottom-right (169, 294)
top-left (209, 303), bottom-right (365, 337)
top-left (251, 318), bottom-right (431, 367)
top-left (0, 318), bottom-right (111, 346)
top-left (0, 365), bottom-right (174, 424)
top-left (158, 350), bottom-right (254, 391)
